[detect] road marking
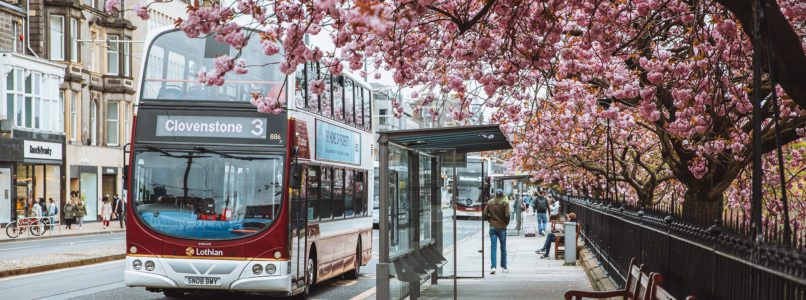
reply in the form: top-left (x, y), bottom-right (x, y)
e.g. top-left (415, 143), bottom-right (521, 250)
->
top-left (350, 286), bottom-right (376, 300)
top-left (37, 281), bottom-right (126, 300)
top-left (0, 245), bottom-right (39, 251)
top-left (0, 260), bottom-right (123, 282)
top-left (327, 279), bottom-right (358, 287)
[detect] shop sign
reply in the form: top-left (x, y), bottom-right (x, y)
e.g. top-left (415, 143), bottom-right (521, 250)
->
top-left (103, 167), bottom-right (117, 175)
top-left (315, 120), bottom-right (361, 165)
top-left (23, 140), bottom-right (62, 160)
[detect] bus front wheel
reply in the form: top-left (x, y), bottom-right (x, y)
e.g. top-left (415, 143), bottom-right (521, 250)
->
top-left (294, 254), bottom-right (316, 299)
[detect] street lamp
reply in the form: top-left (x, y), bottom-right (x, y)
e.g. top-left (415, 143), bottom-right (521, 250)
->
top-left (597, 98), bottom-right (617, 205)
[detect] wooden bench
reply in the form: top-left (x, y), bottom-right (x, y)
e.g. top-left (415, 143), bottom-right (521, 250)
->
top-left (565, 258), bottom-right (647, 299)
top-left (555, 223), bottom-right (582, 259)
top-left (565, 258), bottom-right (697, 300)
top-left (649, 274), bottom-right (697, 300)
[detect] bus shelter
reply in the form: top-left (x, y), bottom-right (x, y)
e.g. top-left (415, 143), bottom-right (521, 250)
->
top-left (376, 125), bottom-right (512, 300)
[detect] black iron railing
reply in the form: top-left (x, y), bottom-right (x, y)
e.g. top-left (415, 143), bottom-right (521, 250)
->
top-left (562, 195), bottom-right (806, 300)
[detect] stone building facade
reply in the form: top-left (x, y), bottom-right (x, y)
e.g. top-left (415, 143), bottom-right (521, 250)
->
top-left (0, 0), bottom-right (66, 224)
top-left (26, 0), bottom-right (135, 221)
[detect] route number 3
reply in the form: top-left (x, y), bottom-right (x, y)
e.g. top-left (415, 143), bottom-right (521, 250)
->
top-left (251, 119), bottom-right (265, 136)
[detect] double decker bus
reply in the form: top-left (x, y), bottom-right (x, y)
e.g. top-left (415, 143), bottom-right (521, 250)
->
top-left (124, 27), bottom-right (373, 298)
top-left (443, 156), bottom-right (491, 219)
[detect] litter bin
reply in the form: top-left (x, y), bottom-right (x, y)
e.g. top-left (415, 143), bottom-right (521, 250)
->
top-left (564, 222), bottom-right (577, 265)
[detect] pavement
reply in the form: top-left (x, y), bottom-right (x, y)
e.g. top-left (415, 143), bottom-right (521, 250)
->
top-left (0, 222), bottom-right (126, 277)
top-left (0, 220), bottom-right (126, 243)
top-left (419, 211), bottom-right (593, 299)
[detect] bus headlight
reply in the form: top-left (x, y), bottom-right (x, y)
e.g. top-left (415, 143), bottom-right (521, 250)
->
top-left (145, 260), bottom-right (155, 271)
top-left (133, 259), bottom-right (142, 270)
top-left (265, 264), bottom-right (276, 275)
top-left (252, 264), bottom-right (263, 275)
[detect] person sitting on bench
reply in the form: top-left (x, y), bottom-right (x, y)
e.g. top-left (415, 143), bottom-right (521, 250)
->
top-left (536, 212), bottom-right (576, 258)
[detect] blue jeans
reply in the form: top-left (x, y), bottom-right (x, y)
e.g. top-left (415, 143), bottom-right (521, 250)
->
top-left (490, 228), bottom-right (507, 269)
top-left (541, 233), bottom-right (557, 256)
top-left (537, 212), bottom-right (548, 234)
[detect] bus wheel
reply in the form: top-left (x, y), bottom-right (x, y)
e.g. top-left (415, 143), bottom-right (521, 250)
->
top-left (162, 289), bottom-right (185, 298)
top-left (295, 254), bottom-right (315, 299)
top-left (344, 239), bottom-right (361, 280)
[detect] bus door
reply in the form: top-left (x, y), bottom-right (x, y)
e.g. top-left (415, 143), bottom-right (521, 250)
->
top-left (290, 165), bottom-right (308, 287)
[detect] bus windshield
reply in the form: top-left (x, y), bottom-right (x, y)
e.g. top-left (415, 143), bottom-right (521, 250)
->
top-left (132, 150), bottom-right (284, 240)
top-left (141, 29), bottom-right (285, 102)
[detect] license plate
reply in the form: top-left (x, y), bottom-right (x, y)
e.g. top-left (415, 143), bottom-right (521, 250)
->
top-left (185, 276), bottom-right (221, 286)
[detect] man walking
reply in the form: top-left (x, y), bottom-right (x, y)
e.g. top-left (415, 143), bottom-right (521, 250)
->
top-left (114, 194), bottom-right (125, 228)
top-left (484, 189), bottom-right (510, 274)
top-left (534, 191), bottom-right (549, 236)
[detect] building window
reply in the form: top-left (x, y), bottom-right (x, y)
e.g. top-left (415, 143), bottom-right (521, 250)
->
top-left (90, 32), bottom-right (98, 72)
top-left (107, 35), bottom-right (119, 75)
top-left (7, 70), bottom-right (60, 132)
top-left (12, 21), bottom-right (21, 53)
top-left (49, 15), bottom-right (64, 61)
top-left (379, 109), bottom-right (387, 125)
top-left (123, 103), bottom-right (129, 144)
top-left (91, 100), bottom-right (98, 145)
top-left (70, 92), bottom-right (78, 141)
top-left (58, 90), bottom-right (64, 133)
top-left (123, 37), bottom-right (131, 76)
top-left (107, 102), bottom-right (119, 146)
top-left (70, 18), bottom-right (80, 62)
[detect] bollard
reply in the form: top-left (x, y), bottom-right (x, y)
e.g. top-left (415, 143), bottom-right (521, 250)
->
top-left (563, 222), bottom-right (577, 265)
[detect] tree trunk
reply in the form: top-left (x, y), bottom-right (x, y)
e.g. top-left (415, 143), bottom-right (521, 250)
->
top-left (682, 189), bottom-right (723, 227)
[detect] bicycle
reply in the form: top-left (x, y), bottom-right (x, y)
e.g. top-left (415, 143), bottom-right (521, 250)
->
top-left (5, 217), bottom-right (47, 238)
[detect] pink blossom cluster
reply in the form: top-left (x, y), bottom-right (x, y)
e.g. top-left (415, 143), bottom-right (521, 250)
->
top-left (104, 0), bottom-right (120, 14)
top-left (133, 4), bottom-right (150, 20)
top-left (197, 56), bottom-right (235, 86)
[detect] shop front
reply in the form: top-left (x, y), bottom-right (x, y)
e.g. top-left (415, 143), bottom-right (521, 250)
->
top-left (0, 137), bottom-right (65, 224)
top-left (66, 145), bottom-right (123, 222)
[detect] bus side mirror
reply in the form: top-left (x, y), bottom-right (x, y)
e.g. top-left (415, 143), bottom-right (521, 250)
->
top-left (122, 166), bottom-right (129, 182)
top-left (289, 163), bottom-right (302, 189)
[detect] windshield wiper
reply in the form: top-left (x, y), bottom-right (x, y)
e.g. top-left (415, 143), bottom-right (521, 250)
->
top-left (194, 147), bottom-right (275, 161)
top-left (148, 145), bottom-right (210, 159)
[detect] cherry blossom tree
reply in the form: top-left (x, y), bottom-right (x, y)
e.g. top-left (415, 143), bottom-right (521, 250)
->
top-left (116, 0), bottom-right (806, 222)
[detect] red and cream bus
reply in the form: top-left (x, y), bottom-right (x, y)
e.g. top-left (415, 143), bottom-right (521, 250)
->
top-left (124, 27), bottom-right (373, 298)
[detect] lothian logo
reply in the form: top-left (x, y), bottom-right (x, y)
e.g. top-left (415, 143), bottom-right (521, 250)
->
top-left (185, 247), bottom-right (223, 256)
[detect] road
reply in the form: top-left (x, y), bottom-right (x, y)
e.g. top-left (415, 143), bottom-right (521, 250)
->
top-left (0, 233), bottom-right (380, 300)
top-left (0, 232), bottom-right (125, 260)
top-left (0, 216), bottom-right (486, 300)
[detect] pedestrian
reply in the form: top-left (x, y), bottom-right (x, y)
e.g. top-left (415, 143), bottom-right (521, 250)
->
top-left (534, 191), bottom-right (549, 236)
top-left (549, 197), bottom-right (560, 220)
top-left (101, 197), bottom-right (113, 229)
top-left (114, 194), bottom-right (125, 228)
top-left (512, 193), bottom-right (523, 230)
top-left (24, 198), bottom-right (31, 217)
top-left (537, 213), bottom-right (577, 258)
top-left (522, 193), bottom-right (532, 212)
top-left (63, 200), bottom-right (75, 229)
top-left (31, 199), bottom-right (44, 232)
top-left (39, 198), bottom-right (47, 216)
top-left (75, 200), bottom-right (87, 229)
top-left (47, 198), bottom-right (58, 226)
top-left (483, 189), bottom-right (510, 274)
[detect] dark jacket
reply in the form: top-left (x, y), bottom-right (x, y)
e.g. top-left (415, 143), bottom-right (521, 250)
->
top-left (484, 196), bottom-right (510, 229)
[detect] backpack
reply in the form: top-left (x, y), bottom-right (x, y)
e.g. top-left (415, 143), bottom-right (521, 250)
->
top-left (535, 196), bottom-right (548, 212)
